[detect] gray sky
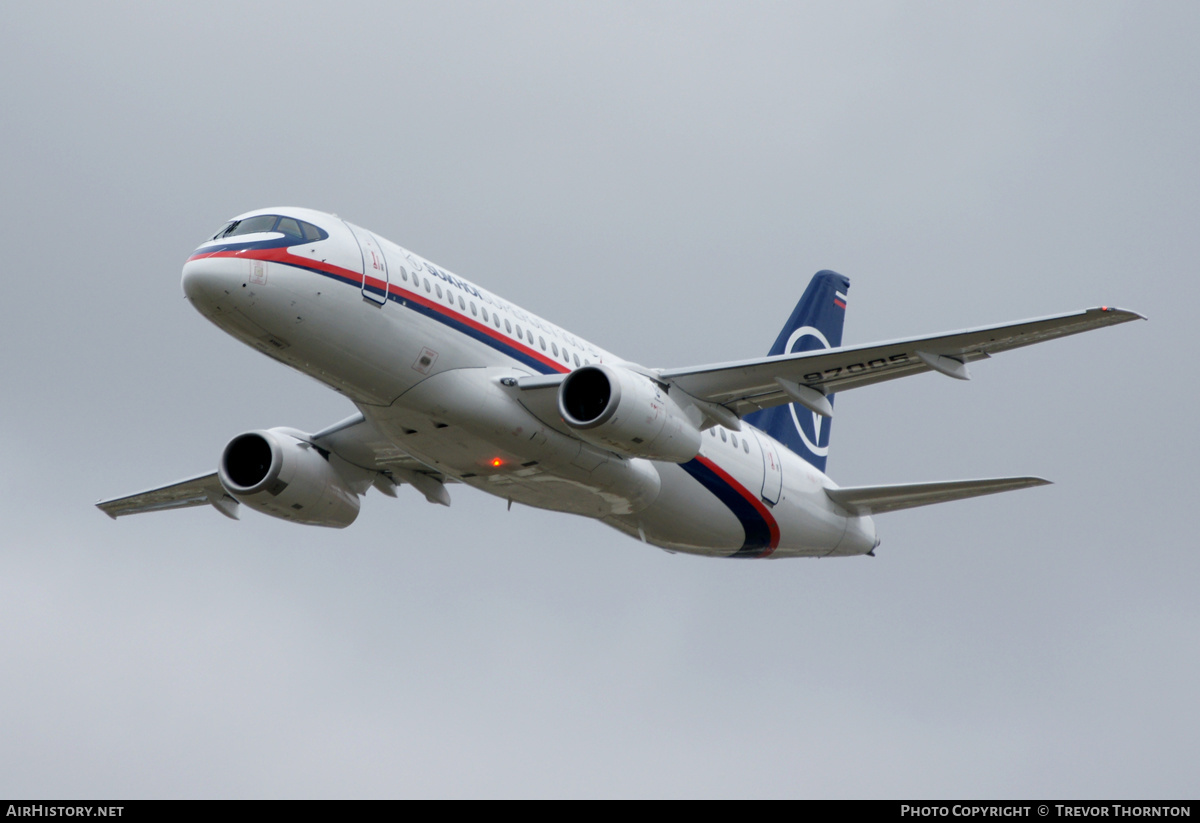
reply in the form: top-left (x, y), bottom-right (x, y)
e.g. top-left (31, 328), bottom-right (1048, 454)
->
top-left (1, 1), bottom-right (1196, 798)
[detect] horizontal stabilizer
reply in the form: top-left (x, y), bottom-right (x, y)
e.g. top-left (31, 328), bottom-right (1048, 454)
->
top-left (825, 476), bottom-right (1050, 515)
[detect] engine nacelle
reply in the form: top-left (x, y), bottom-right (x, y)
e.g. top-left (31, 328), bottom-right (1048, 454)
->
top-left (218, 429), bottom-right (361, 528)
top-left (557, 365), bottom-right (702, 463)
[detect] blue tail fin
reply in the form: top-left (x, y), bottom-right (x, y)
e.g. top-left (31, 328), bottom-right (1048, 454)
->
top-left (744, 270), bottom-right (849, 473)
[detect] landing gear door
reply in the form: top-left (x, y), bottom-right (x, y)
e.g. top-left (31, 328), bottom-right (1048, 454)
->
top-left (753, 430), bottom-right (783, 505)
top-left (345, 221), bottom-right (389, 306)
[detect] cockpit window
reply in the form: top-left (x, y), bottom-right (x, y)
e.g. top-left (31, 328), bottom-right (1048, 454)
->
top-left (209, 221), bottom-right (235, 240)
top-left (226, 215), bottom-right (279, 236)
top-left (276, 217), bottom-right (303, 238)
top-left (210, 214), bottom-right (328, 242)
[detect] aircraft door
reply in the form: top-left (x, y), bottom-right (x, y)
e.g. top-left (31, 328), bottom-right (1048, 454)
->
top-left (345, 221), bottom-right (389, 306)
top-left (753, 429), bottom-right (783, 505)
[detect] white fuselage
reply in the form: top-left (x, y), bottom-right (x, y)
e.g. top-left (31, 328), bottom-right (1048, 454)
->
top-left (181, 207), bottom-right (877, 558)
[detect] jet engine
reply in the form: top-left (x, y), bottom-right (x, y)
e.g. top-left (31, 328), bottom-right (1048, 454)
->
top-left (218, 428), bottom-right (361, 527)
top-left (557, 365), bottom-right (702, 463)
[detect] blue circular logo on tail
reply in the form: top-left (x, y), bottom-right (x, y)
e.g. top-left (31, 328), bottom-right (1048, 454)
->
top-left (785, 326), bottom-right (831, 457)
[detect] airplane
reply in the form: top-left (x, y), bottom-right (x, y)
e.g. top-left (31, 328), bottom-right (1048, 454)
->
top-left (97, 207), bottom-right (1143, 558)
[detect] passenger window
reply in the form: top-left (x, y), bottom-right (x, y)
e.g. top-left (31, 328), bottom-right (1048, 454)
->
top-left (720, 429), bottom-right (727, 443)
top-left (459, 296), bottom-right (466, 311)
top-left (400, 267), bottom-right (408, 282)
top-left (573, 354), bottom-right (580, 367)
top-left (494, 315), bottom-right (501, 329)
top-left (539, 336), bottom-right (546, 350)
top-left (743, 440), bottom-right (750, 453)
top-left (481, 307), bottom-right (488, 321)
top-left (424, 279), bottom-right (431, 293)
top-left (470, 302), bottom-right (477, 317)
top-left (436, 284), bottom-right (443, 298)
top-left (731, 434), bottom-right (738, 448)
top-left (505, 319), bottom-right (512, 333)
top-left (551, 342), bottom-right (559, 356)
top-left (516, 324), bottom-right (523, 338)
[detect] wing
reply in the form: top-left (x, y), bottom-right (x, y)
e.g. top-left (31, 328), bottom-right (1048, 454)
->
top-left (826, 477), bottom-right (1050, 516)
top-left (96, 472), bottom-right (241, 520)
top-left (660, 306), bottom-right (1143, 417)
top-left (96, 413), bottom-right (456, 520)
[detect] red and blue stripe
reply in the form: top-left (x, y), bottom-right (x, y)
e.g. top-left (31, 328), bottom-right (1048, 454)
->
top-left (190, 243), bottom-right (571, 376)
top-left (680, 455), bottom-right (780, 558)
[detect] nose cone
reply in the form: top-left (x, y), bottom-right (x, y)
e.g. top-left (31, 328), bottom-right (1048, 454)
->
top-left (182, 256), bottom-right (243, 319)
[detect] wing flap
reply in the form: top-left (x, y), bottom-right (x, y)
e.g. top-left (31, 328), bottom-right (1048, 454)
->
top-left (312, 412), bottom-right (454, 484)
top-left (825, 476), bottom-right (1050, 515)
top-left (662, 306), bottom-right (1143, 416)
